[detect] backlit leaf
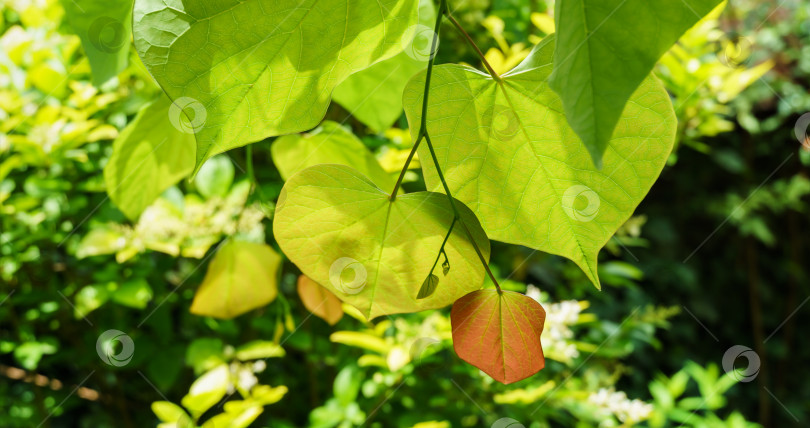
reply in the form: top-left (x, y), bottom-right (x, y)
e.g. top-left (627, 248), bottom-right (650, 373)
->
top-left (416, 274), bottom-right (439, 299)
top-left (297, 275), bottom-right (344, 326)
top-left (104, 95), bottom-right (195, 220)
top-left (62, 0), bottom-right (132, 85)
top-left (549, 0), bottom-right (720, 164)
top-left (190, 241), bottom-right (281, 319)
top-left (403, 37), bottom-right (676, 288)
top-left (331, 0), bottom-right (435, 133)
top-left (271, 122), bottom-right (394, 192)
top-left (451, 290), bottom-right (546, 384)
top-left (133, 0), bottom-right (419, 172)
top-left (273, 164), bottom-right (490, 318)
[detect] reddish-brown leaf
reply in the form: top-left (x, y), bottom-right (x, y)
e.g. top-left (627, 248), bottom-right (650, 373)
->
top-left (451, 289), bottom-right (546, 384)
top-left (297, 275), bottom-right (343, 326)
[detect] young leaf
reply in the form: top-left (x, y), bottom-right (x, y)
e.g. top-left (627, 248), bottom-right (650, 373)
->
top-left (403, 37), bottom-right (676, 288)
top-left (61, 0), bottom-right (132, 85)
top-left (133, 0), bottom-right (419, 172)
top-left (104, 95), bottom-right (195, 220)
top-left (451, 290), bottom-right (546, 384)
top-left (416, 274), bottom-right (439, 299)
top-left (297, 275), bottom-right (344, 326)
top-left (273, 164), bottom-right (490, 319)
top-left (190, 241), bottom-right (281, 319)
top-left (271, 122), bottom-right (394, 192)
top-left (331, 0), bottom-right (436, 133)
top-left (549, 0), bottom-right (720, 165)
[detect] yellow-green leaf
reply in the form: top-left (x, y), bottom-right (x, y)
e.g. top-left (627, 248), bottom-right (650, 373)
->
top-left (104, 95), bottom-right (195, 220)
top-left (403, 37), bottom-right (676, 288)
top-left (271, 121), bottom-right (394, 192)
top-left (190, 241), bottom-right (281, 319)
top-left (273, 164), bottom-right (490, 318)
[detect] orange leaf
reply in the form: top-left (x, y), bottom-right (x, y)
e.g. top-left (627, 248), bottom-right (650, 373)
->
top-left (297, 275), bottom-right (343, 326)
top-left (451, 289), bottom-right (546, 384)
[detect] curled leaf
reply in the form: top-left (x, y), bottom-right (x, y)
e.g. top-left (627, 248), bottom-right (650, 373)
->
top-left (417, 274), bottom-right (439, 299)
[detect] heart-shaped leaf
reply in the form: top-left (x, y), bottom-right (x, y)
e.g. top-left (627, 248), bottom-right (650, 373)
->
top-left (297, 275), bottom-right (343, 326)
top-left (550, 0), bottom-right (721, 164)
top-left (403, 37), bottom-right (676, 288)
top-left (271, 121), bottom-right (394, 192)
top-left (133, 0), bottom-right (419, 172)
top-left (190, 241), bottom-right (281, 319)
top-left (451, 289), bottom-right (546, 384)
top-left (273, 164), bottom-right (490, 319)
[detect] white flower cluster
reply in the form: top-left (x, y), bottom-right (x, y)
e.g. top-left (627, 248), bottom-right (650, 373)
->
top-left (588, 388), bottom-right (653, 425)
top-left (526, 285), bottom-right (581, 363)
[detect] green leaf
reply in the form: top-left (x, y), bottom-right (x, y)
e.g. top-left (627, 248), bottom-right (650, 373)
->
top-left (331, 0), bottom-right (436, 133)
top-left (333, 365), bottom-right (362, 406)
top-left (271, 122), bottom-right (394, 192)
top-left (105, 95), bottom-right (195, 220)
top-left (190, 241), bottom-right (281, 319)
top-left (416, 274), bottom-right (438, 299)
top-left (549, 0), bottom-right (720, 164)
top-left (61, 0), bottom-right (132, 85)
top-left (74, 284), bottom-right (110, 318)
top-left (111, 279), bottom-right (153, 309)
top-left (403, 37), bottom-right (676, 288)
top-left (133, 0), bottom-right (419, 172)
top-left (251, 385), bottom-right (288, 405)
top-left (152, 401), bottom-right (192, 427)
top-left (185, 338), bottom-right (225, 375)
top-left (273, 164), bottom-right (490, 319)
top-left (182, 364), bottom-right (229, 418)
top-left (194, 155), bottom-right (234, 199)
top-left (234, 340), bottom-right (285, 360)
top-left (451, 290), bottom-right (546, 384)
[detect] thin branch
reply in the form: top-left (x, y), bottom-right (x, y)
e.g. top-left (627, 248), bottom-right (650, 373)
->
top-left (445, 12), bottom-right (501, 82)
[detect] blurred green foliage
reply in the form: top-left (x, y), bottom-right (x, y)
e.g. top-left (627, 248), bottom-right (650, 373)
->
top-left (0, 0), bottom-right (807, 427)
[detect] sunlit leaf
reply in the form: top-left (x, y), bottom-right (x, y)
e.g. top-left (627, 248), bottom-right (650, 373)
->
top-left (549, 0), bottom-right (720, 164)
top-left (104, 95), bottom-right (195, 220)
top-left (111, 279), bottom-right (153, 309)
top-left (190, 241), bottom-right (281, 319)
top-left (403, 37), bottom-right (675, 288)
top-left (194, 155), bottom-right (234, 199)
top-left (234, 340), bottom-right (285, 360)
top-left (331, 0), bottom-right (435, 133)
top-left (152, 401), bottom-right (192, 427)
top-left (271, 122), bottom-right (394, 192)
top-left (133, 0), bottom-right (419, 172)
top-left (450, 290), bottom-right (546, 384)
top-left (273, 164), bottom-right (490, 318)
top-left (297, 275), bottom-right (344, 326)
top-left (61, 0), bottom-right (132, 85)
top-left (181, 364), bottom-right (229, 418)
